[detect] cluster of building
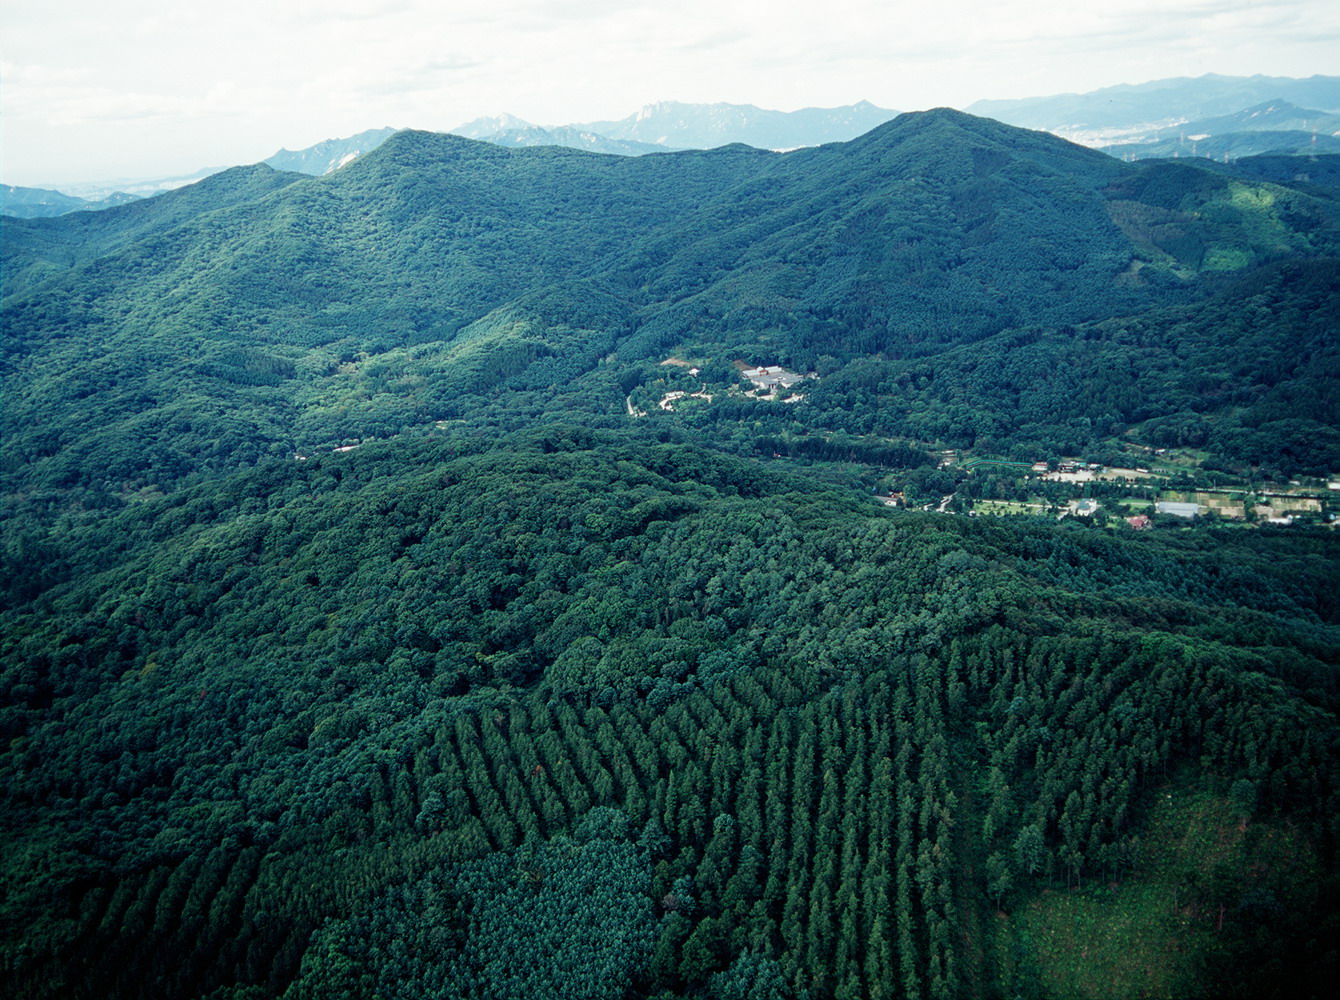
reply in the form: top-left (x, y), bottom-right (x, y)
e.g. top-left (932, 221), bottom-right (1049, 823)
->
top-left (742, 365), bottom-right (810, 391)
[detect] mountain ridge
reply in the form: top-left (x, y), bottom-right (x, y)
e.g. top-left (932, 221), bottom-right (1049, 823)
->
top-left (11, 76), bottom-right (1340, 216)
top-left (5, 110), bottom-right (1336, 499)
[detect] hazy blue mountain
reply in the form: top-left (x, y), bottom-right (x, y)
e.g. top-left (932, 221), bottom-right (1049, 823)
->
top-left (968, 73), bottom-right (1340, 141)
top-left (1154, 99), bottom-right (1340, 139)
top-left (1105, 129), bottom-right (1340, 161)
top-left (450, 101), bottom-right (899, 153)
top-left (449, 112), bottom-right (540, 139)
top-left (469, 123), bottom-right (671, 156)
top-left (574, 99), bottom-right (899, 149)
top-left (56, 166), bottom-right (225, 201)
top-left (262, 126), bottom-right (399, 175)
top-left (1101, 99), bottom-right (1340, 160)
top-left (1, 185), bottom-right (91, 218)
top-left (1, 185), bottom-right (143, 219)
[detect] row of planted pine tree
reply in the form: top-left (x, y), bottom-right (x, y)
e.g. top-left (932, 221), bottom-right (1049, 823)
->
top-left (25, 619), bottom-right (1331, 1000)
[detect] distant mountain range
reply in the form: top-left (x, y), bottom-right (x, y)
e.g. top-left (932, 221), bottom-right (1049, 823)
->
top-left (568, 99), bottom-right (900, 150)
top-left (8, 76), bottom-right (1340, 218)
top-left (0, 185), bottom-right (141, 219)
top-left (450, 115), bottom-right (669, 155)
top-left (449, 101), bottom-right (901, 152)
top-left (1148, 98), bottom-right (1340, 140)
top-left (262, 127), bottom-right (400, 175)
top-left (967, 73), bottom-right (1340, 143)
top-left (1100, 100), bottom-right (1340, 160)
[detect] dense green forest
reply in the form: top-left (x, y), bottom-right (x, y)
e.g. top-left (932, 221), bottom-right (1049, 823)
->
top-left (2, 110), bottom-right (1338, 998)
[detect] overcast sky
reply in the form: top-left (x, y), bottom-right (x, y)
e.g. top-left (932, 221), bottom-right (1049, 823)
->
top-left (4, 0), bottom-right (1338, 187)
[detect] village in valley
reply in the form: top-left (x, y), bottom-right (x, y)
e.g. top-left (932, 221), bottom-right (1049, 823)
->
top-left (878, 451), bottom-right (1336, 530)
top-left (272, 347), bottom-right (1339, 533)
top-left (631, 355), bottom-right (1337, 531)
top-left (625, 358), bottom-right (817, 418)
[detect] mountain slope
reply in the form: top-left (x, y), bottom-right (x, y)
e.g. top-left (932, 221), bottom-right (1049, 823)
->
top-left (4, 112), bottom-right (1337, 508)
top-left (1, 164), bottom-right (307, 298)
top-left (612, 108), bottom-right (1139, 357)
top-left (1, 423), bottom-right (1335, 1000)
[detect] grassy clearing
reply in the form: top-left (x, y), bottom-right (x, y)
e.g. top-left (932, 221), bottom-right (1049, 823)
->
top-left (974, 500), bottom-right (1050, 517)
top-left (1008, 882), bottom-right (1194, 999)
top-left (1000, 780), bottom-right (1320, 1000)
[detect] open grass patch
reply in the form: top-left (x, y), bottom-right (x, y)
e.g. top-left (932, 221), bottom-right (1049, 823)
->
top-left (974, 499), bottom-right (1050, 517)
top-left (1001, 778), bottom-right (1326, 1000)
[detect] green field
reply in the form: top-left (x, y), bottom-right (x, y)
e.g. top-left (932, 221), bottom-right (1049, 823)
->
top-left (1003, 780), bottom-right (1326, 1000)
top-left (973, 500), bottom-right (1051, 516)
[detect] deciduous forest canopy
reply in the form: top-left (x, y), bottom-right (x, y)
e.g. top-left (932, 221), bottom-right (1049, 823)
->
top-left (2, 109), bottom-right (1337, 999)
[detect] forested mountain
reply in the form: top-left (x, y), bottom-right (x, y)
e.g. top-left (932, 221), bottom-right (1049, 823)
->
top-left (5, 110), bottom-right (1337, 496)
top-left (2, 109), bottom-right (1338, 1000)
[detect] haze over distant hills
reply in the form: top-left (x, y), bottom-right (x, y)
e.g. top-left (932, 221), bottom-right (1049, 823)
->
top-left (450, 101), bottom-right (901, 152)
top-left (0, 185), bottom-right (141, 220)
top-left (449, 115), bottom-right (670, 156)
top-left (968, 73), bottom-right (1340, 142)
top-left (8, 75), bottom-right (1340, 218)
top-left (1099, 99), bottom-right (1340, 160)
top-left (262, 127), bottom-right (400, 176)
top-left (569, 99), bottom-right (899, 150)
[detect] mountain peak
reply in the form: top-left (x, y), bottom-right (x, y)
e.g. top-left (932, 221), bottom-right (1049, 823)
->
top-left (451, 113), bottom-right (537, 139)
top-left (262, 127), bottom-right (399, 176)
